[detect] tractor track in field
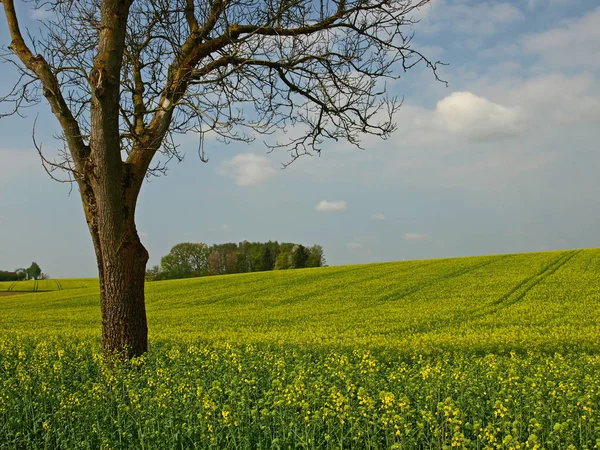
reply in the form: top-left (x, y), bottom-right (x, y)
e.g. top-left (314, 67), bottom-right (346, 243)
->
top-left (165, 264), bottom-right (380, 308)
top-left (407, 250), bottom-right (582, 336)
top-left (455, 249), bottom-right (583, 324)
top-left (55, 280), bottom-right (63, 291)
top-left (491, 249), bottom-right (581, 309)
top-left (7, 281), bottom-right (18, 292)
top-left (377, 256), bottom-right (509, 303)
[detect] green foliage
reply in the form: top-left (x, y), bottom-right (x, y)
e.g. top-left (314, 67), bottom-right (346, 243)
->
top-left (274, 250), bottom-right (291, 270)
top-left (0, 270), bottom-right (25, 282)
top-left (27, 262), bottom-right (42, 280)
top-left (160, 242), bottom-right (210, 279)
top-left (291, 244), bottom-right (309, 269)
top-left (306, 245), bottom-right (325, 268)
top-left (1, 249), bottom-right (600, 448)
top-left (145, 265), bottom-right (163, 281)
top-left (161, 240), bottom-right (326, 278)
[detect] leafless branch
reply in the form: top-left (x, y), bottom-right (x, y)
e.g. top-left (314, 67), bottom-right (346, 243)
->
top-left (2, 0), bottom-right (444, 185)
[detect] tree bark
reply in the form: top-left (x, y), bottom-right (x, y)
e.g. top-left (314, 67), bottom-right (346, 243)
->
top-left (80, 165), bottom-right (149, 358)
top-left (96, 226), bottom-right (149, 358)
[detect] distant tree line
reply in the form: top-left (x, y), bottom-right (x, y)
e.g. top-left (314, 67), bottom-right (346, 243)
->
top-left (0, 262), bottom-right (46, 281)
top-left (146, 242), bottom-right (325, 281)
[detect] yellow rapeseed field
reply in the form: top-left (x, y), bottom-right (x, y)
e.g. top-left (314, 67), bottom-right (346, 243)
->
top-left (1, 249), bottom-right (599, 448)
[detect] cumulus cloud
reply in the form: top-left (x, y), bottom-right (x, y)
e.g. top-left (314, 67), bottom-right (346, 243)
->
top-left (315, 200), bottom-right (347, 212)
top-left (346, 242), bottom-right (362, 249)
top-left (435, 92), bottom-right (524, 141)
top-left (371, 213), bottom-right (387, 221)
top-left (219, 153), bottom-right (276, 186)
top-left (403, 233), bottom-right (429, 241)
top-left (221, 224), bottom-right (232, 232)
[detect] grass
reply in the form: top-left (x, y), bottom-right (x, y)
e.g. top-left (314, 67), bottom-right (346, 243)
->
top-left (1, 249), bottom-right (600, 448)
top-left (0, 278), bottom-right (96, 293)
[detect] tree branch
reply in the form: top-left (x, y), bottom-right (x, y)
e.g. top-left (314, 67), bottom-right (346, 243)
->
top-left (1, 0), bottom-right (90, 168)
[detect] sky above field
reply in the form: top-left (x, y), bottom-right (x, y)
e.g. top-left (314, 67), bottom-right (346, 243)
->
top-left (1, 0), bottom-right (599, 278)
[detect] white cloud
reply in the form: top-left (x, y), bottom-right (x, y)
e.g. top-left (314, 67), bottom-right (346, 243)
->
top-left (371, 213), bottom-right (387, 221)
top-left (219, 153), bottom-right (276, 186)
top-left (403, 233), bottom-right (429, 241)
top-left (221, 224), bottom-right (232, 232)
top-left (435, 92), bottom-right (525, 141)
top-left (416, 2), bottom-right (524, 36)
top-left (508, 73), bottom-right (600, 125)
top-left (315, 200), bottom-right (347, 212)
top-left (522, 7), bottom-right (600, 69)
top-left (346, 242), bottom-right (362, 249)
top-left (139, 231), bottom-right (149, 239)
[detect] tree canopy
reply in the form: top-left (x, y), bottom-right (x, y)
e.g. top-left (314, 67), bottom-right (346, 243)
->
top-left (150, 241), bottom-right (326, 280)
top-left (0, 263), bottom-right (44, 281)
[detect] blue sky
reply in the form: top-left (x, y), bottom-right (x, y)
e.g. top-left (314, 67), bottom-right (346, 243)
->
top-left (1, 0), bottom-right (599, 278)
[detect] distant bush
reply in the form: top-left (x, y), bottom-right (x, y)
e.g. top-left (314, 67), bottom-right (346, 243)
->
top-left (0, 270), bottom-right (25, 281)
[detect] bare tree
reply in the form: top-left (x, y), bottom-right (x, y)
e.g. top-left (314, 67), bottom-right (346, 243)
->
top-left (1, 0), bottom-right (443, 357)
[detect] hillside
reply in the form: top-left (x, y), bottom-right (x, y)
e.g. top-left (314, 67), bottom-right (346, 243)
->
top-left (1, 248), bottom-right (599, 353)
top-left (3, 248), bottom-right (600, 448)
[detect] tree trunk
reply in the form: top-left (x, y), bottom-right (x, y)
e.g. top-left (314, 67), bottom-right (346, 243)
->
top-left (96, 228), bottom-right (149, 358)
top-left (80, 170), bottom-right (149, 358)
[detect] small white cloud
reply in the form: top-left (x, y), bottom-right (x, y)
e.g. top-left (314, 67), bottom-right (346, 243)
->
top-left (403, 233), bottom-right (429, 241)
top-left (371, 213), bottom-right (387, 221)
top-left (435, 92), bottom-right (524, 141)
top-left (346, 242), bottom-right (362, 249)
top-left (139, 231), bottom-right (149, 239)
top-left (221, 224), bottom-right (232, 232)
top-left (315, 200), bottom-right (347, 212)
top-left (219, 153), bottom-right (276, 186)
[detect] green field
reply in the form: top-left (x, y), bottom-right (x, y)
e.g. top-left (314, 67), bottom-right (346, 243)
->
top-left (0, 278), bottom-right (97, 293)
top-left (1, 249), bottom-right (600, 448)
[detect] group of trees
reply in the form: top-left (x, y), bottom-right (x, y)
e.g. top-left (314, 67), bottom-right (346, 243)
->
top-left (147, 242), bottom-right (325, 280)
top-left (0, 263), bottom-right (45, 281)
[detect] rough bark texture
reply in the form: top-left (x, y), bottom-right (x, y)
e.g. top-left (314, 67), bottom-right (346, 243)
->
top-left (80, 163), bottom-right (149, 358)
top-left (87, 0), bottom-right (149, 358)
top-left (97, 226), bottom-right (149, 358)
